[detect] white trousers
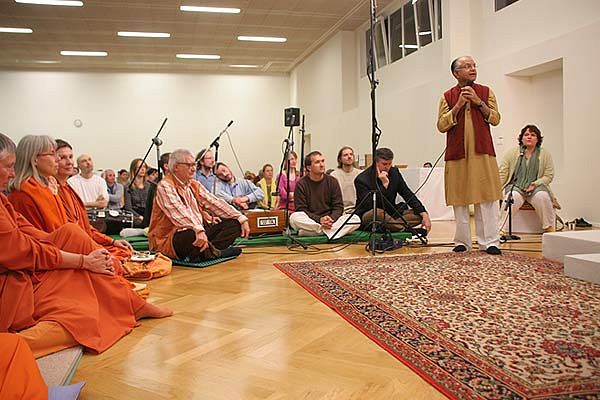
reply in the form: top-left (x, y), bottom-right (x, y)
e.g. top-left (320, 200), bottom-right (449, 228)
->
top-left (453, 201), bottom-right (499, 250)
top-left (290, 212), bottom-right (361, 240)
top-left (506, 190), bottom-right (555, 229)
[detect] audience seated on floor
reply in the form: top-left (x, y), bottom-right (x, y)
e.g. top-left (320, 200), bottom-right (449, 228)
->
top-left (193, 148), bottom-right (216, 192)
top-left (8, 137), bottom-right (135, 271)
top-left (290, 151), bottom-right (361, 240)
top-left (124, 158), bottom-right (151, 226)
top-left (330, 146), bottom-right (361, 211)
top-left (277, 150), bottom-right (300, 212)
top-left (214, 162), bottom-right (264, 211)
top-left (67, 153), bottom-right (108, 210)
top-left (104, 168), bottom-right (124, 210)
top-left (0, 132), bottom-right (171, 358)
top-left (355, 147), bottom-right (432, 234)
top-left (149, 149), bottom-right (250, 261)
top-left (256, 163), bottom-right (279, 210)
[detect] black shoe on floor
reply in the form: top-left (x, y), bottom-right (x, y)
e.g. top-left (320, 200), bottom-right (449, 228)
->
top-left (576, 218), bottom-right (592, 228)
top-left (412, 227), bottom-right (428, 237)
top-left (219, 246), bottom-right (242, 258)
top-left (486, 246), bottom-right (502, 255)
top-left (453, 245), bottom-right (467, 252)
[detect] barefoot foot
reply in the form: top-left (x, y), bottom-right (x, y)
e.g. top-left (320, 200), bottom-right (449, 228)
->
top-left (135, 302), bottom-right (173, 320)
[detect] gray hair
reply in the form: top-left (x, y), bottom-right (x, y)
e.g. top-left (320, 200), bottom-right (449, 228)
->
top-left (168, 148), bottom-right (194, 171)
top-left (10, 134), bottom-right (56, 191)
top-left (0, 132), bottom-right (16, 160)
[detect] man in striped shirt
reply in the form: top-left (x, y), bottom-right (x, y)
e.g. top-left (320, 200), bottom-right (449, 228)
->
top-left (149, 149), bottom-right (250, 261)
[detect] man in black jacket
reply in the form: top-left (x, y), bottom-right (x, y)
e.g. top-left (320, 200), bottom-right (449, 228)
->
top-left (355, 148), bottom-right (432, 233)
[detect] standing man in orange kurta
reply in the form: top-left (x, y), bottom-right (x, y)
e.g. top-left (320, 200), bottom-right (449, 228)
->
top-left (437, 55), bottom-right (502, 255)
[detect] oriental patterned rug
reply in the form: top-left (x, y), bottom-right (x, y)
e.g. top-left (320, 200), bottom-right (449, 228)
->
top-left (274, 252), bottom-right (600, 399)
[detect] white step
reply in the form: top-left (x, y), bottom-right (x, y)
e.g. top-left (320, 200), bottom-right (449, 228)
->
top-left (542, 230), bottom-right (600, 262)
top-left (564, 253), bottom-right (600, 285)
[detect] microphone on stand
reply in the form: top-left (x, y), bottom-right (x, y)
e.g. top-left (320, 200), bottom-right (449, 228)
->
top-left (519, 144), bottom-right (527, 156)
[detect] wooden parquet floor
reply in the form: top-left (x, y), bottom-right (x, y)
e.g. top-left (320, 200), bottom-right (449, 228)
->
top-left (74, 221), bottom-right (546, 399)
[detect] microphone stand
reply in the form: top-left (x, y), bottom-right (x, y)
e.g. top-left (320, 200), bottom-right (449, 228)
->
top-left (200, 120), bottom-right (233, 194)
top-left (210, 120), bottom-right (233, 165)
top-left (274, 119), bottom-right (308, 249)
top-left (299, 115), bottom-right (306, 177)
top-left (501, 147), bottom-right (526, 242)
top-left (129, 117), bottom-right (167, 190)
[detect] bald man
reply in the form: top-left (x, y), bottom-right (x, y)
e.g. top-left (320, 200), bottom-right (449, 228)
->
top-left (104, 168), bottom-right (124, 209)
top-left (68, 153), bottom-right (109, 209)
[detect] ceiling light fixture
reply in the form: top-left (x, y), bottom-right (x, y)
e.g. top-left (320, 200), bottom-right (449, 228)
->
top-left (0, 27), bottom-right (33, 33)
top-left (399, 44), bottom-right (419, 49)
top-left (228, 64), bottom-right (260, 68)
top-left (60, 50), bottom-right (108, 56)
top-left (180, 6), bottom-right (240, 14)
top-left (237, 36), bottom-right (287, 43)
top-left (418, 31), bottom-right (432, 36)
top-left (118, 31), bottom-right (171, 38)
top-left (176, 54), bottom-right (220, 60)
top-left (15, 0), bottom-right (83, 6)
top-left (33, 60), bottom-right (60, 63)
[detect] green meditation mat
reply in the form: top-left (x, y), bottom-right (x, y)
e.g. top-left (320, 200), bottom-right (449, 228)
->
top-left (234, 230), bottom-right (412, 247)
top-left (112, 230), bottom-right (412, 250)
top-left (171, 256), bottom-right (239, 268)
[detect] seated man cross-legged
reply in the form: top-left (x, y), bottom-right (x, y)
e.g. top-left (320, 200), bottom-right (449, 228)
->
top-left (149, 149), bottom-right (250, 261)
top-left (290, 151), bottom-right (361, 240)
top-left (355, 147), bottom-right (432, 234)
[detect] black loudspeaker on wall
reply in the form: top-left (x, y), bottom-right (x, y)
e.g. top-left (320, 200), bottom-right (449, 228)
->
top-left (284, 107), bottom-right (300, 127)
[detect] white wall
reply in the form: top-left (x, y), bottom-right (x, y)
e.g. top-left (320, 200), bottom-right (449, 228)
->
top-left (0, 71), bottom-right (290, 174)
top-left (291, 0), bottom-right (600, 225)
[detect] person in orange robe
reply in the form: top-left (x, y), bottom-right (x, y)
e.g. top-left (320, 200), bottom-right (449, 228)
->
top-left (8, 136), bottom-right (132, 268)
top-left (0, 132), bottom-right (172, 355)
top-left (0, 333), bottom-right (48, 399)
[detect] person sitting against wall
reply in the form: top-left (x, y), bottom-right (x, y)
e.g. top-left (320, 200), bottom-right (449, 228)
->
top-left (124, 158), bottom-right (151, 226)
top-left (290, 151), bottom-right (361, 239)
top-left (276, 151), bottom-right (300, 212)
top-left (104, 168), bottom-right (124, 210)
top-left (499, 124), bottom-right (557, 232)
top-left (256, 163), bottom-right (279, 210)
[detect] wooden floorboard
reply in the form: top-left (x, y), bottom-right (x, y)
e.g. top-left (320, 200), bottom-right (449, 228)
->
top-left (74, 221), bottom-right (546, 399)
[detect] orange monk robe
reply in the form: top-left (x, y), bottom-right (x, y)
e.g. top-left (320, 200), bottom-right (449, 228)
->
top-left (0, 333), bottom-right (48, 400)
top-left (8, 177), bottom-right (131, 260)
top-left (0, 195), bottom-right (145, 353)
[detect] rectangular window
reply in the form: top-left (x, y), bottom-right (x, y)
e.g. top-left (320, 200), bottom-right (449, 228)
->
top-left (415, 0), bottom-right (432, 48)
top-left (389, 8), bottom-right (403, 62)
top-left (402, 2), bottom-right (418, 56)
top-left (495, 0), bottom-right (520, 11)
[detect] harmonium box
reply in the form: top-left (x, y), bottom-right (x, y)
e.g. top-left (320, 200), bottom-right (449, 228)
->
top-left (245, 209), bottom-right (286, 235)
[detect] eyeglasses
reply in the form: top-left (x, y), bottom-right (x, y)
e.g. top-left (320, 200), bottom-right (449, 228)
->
top-left (37, 151), bottom-right (57, 157)
top-left (456, 63), bottom-right (477, 70)
top-left (177, 162), bottom-right (196, 169)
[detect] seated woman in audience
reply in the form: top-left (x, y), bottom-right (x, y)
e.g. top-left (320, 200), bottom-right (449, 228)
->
top-left (276, 151), bottom-right (299, 212)
top-left (257, 164), bottom-right (279, 210)
top-left (125, 158), bottom-right (151, 225)
top-left (0, 132), bottom-right (171, 357)
top-left (8, 136), bottom-right (133, 264)
top-left (146, 167), bottom-right (159, 183)
top-left (499, 124), bottom-right (556, 232)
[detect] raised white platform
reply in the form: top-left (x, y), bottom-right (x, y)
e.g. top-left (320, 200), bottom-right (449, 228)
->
top-left (542, 230), bottom-right (600, 262)
top-left (565, 253), bottom-right (600, 285)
